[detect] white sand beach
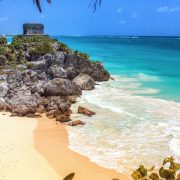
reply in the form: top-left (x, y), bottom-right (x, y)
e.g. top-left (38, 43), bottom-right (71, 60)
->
top-left (0, 112), bottom-right (61, 180)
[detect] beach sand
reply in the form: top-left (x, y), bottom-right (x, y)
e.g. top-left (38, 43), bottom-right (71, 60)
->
top-left (34, 117), bottom-right (130, 180)
top-left (0, 112), bottom-right (61, 180)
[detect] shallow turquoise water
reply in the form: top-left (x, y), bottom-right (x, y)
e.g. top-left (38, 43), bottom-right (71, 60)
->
top-left (55, 36), bottom-right (180, 102)
top-left (52, 36), bottom-right (180, 174)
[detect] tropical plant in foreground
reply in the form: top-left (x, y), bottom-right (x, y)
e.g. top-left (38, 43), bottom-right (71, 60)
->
top-left (131, 157), bottom-right (180, 180)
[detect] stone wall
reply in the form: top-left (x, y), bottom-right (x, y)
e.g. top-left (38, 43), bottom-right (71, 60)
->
top-left (23, 24), bottom-right (44, 35)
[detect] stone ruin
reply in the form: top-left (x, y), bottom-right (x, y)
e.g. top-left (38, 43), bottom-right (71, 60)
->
top-left (23, 23), bottom-right (44, 35)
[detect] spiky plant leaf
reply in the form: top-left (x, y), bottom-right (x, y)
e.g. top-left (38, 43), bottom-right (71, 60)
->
top-left (63, 173), bottom-right (75, 180)
top-left (159, 167), bottom-right (176, 179)
top-left (131, 170), bottom-right (143, 180)
top-left (149, 173), bottom-right (160, 180)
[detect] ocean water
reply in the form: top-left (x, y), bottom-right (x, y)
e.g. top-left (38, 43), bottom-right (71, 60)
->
top-left (54, 36), bottom-right (180, 174)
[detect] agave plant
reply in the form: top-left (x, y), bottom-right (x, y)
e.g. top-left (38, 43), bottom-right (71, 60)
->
top-left (33, 0), bottom-right (102, 12)
top-left (131, 157), bottom-right (180, 180)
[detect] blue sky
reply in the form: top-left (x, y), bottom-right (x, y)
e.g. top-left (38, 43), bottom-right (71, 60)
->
top-left (0, 0), bottom-right (180, 36)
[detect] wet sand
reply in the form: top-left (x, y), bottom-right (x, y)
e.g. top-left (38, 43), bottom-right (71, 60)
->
top-left (34, 117), bottom-right (130, 180)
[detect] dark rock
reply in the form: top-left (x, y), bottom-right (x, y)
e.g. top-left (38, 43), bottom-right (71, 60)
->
top-left (78, 106), bottom-right (96, 117)
top-left (90, 62), bottom-right (110, 81)
top-left (31, 81), bottom-right (46, 95)
top-left (6, 88), bottom-right (37, 116)
top-left (56, 115), bottom-right (71, 122)
top-left (46, 109), bottom-right (61, 118)
top-left (36, 105), bottom-right (46, 114)
top-left (23, 23), bottom-right (44, 35)
top-left (48, 65), bottom-right (68, 79)
top-left (54, 52), bottom-right (65, 66)
top-left (73, 73), bottom-right (95, 90)
top-left (45, 78), bottom-right (82, 96)
top-left (0, 55), bottom-right (7, 66)
top-left (68, 120), bottom-right (85, 126)
top-left (66, 96), bottom-right (77, 104)
top-left (0, 82), bottom-right (8, 98)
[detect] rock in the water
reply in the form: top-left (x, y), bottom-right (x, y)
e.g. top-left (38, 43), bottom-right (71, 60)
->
top-left (78, 106), bottom-right (96, 117)
top-left (90, 62), bottom-right (110, 81)
top-left (73, 73), bottom-right (95, 90)
top-left (45, 78), bottom-right (82, 96)
top-left (48, 65), bottom-right (68, 79)
top-left (56, 115), bottom-right (71, 122)
top-left (68, 120), bottom-right (85, 126)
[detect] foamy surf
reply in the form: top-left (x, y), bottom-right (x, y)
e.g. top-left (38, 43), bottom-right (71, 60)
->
top-left (67, 74), bottom-right (180, 174)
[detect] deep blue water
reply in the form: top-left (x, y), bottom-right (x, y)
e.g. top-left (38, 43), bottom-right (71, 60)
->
top-left (54, 36), bottom-right (180, 102)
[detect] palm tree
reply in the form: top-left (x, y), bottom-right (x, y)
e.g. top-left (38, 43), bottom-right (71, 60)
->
top-left (33, 0), bottom-right (102, 12)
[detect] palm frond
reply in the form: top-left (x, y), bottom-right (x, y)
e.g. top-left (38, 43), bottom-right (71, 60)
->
top-left (89, 0), bottom-right (102, 13)
top-left (34, 0), bottom-right (52, 12)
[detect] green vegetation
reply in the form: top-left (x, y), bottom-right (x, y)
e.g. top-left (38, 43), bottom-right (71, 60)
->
top-left (131, 157), bottom-right (180, 180)
top-left (0, 35), bottom-right (92, 68)
top-left (0, 37), bottom-right (6, 44)
top-left (58, 42), bottom-right (71, 53)
top-left (29, 42), bottom-right (55, 56)
top-left (74, 50), bottom-right (89, 59)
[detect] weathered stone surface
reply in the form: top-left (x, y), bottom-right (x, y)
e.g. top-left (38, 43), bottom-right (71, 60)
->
top-left (23, 23), bottom-right (44, 35)
top-left (36, 105), bottom-right (46, 114)
top-left (68, 120), bottom-right (85, 126)
top-left (56, 115), bottom-right (71, 122)
top-left (31, 81), bottom-right (46, 95)
top-left (0, 82), bottom-right (8, 98)
top-left (45, 78), bottom-right (82, 96)
top-left (48, 65), bottom-right (67, 79)
top-left (73, 73), bottom-right (95, 90)
top-left (78, 106), bottom-right (96, 117)
top-left (6, 88), bottom-right (37, 116)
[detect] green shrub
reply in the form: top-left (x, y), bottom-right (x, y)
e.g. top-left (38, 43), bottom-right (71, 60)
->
top-left (131, 157), bottom-right (180, 180)
top-left (0, 37), bottom-right (6, 44)
top-left (58, 42), bottom-right (71, 53)
top-left (12, 35), bottom-right (54, 45)
top-left (0, 46), bottom-right (8, 55)
top-left (79, 52), bottom-right (89, 59)
top-left (29, 42), bottom-right (55, 56)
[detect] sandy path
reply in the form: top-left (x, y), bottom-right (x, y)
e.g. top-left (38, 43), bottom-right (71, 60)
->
top-left (34, 117), bottom-right (130, 180)
top-left (0, 112), bottom-right (61, 180)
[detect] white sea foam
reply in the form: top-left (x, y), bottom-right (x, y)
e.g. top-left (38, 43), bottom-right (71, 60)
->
top-left (67, 74), bottom-right (180, 174)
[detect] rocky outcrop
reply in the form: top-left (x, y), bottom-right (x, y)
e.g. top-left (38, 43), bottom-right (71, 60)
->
top-left (0, 35), bottom-right (109, 126)
top-left (78, 106), bottom-right (96, 117)
top-left (45, 78), bottom-right (82, 96)
top-left (6, 88), bottom-right (38, 116)
top-left (73, 73), bottom-right (95, 90)
top-left (48, 65), bottom-right (68, 79)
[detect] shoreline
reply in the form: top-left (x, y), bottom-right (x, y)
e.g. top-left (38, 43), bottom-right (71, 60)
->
top-left (34, 116), bottom-right (130, 180)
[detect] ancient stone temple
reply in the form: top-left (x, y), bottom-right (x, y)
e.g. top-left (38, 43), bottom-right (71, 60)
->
top-left (23, 23), bottom-right (44, 35)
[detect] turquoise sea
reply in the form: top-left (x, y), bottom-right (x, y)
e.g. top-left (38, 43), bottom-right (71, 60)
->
top-left (55, 36), bottom-right (180, 174)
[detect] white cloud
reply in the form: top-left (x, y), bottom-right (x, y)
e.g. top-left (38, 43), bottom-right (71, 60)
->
top-left (117, 8), bottom-right (123, 13)
top-left (132, 11), bottom-right (139, 18)
top-left (157, 6), bottom-right (179, 13)
top-left (0, 16), bottom-right (8, 22)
